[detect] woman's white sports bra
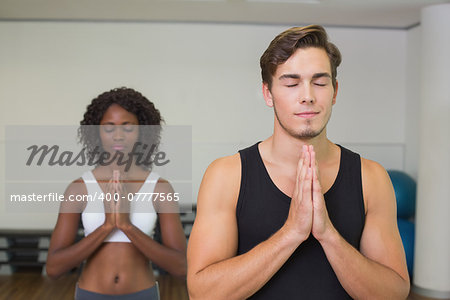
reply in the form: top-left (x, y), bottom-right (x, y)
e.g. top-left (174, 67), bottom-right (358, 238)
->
top-left (81, 171), bottom-right (159, 242)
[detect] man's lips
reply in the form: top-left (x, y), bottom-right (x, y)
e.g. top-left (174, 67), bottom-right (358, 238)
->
top-left (295, 111), bottom-right (319, 118)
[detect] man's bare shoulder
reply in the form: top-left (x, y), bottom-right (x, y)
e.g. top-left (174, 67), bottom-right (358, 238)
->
top-left (198, 153), bottom-right (241, 210)
top-left (187, 154), bottom-right (242, 286)
top-left (360, 157), bottom-right (394, 212)
top-left (205, 153), bottom-right (241, 177)
top-left (361, 157), bottom-right (390, 184)
top-left (202, 153), bottom-right (241, 185)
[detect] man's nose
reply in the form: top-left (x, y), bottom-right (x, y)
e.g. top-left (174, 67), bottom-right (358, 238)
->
top-left (300, 85), bottom-right (315, 104)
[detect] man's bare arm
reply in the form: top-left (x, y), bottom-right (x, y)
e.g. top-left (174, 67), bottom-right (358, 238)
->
top-left (187, 151), bottom-right (313, 300)
top-left (314, 157), bottom-right (410, 299)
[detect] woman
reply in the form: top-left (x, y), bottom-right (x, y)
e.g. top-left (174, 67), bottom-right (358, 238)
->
top-left (46, 87), bottom-right (187, 299)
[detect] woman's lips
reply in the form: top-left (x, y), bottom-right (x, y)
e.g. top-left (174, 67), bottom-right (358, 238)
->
top-left (112, 145), bottom-right (125, 151)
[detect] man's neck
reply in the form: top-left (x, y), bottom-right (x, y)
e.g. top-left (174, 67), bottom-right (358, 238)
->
top-left (267, 128), bottom-right (333, 166)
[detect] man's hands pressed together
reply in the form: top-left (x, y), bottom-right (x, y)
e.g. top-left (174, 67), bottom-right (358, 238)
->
top-left (310, 147), bottom-right (336, 242)
top-left (284, 145), bottom-right (336, 245)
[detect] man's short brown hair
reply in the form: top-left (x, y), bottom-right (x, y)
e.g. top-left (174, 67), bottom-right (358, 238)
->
top-left (260, 25), bottom-right (342, 90)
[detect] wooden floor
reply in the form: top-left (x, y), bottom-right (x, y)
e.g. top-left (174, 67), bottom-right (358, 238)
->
top-left (0, 272), bottom-right (188, 300)
top-left (0, 272), bottom-right (448, 300)
top-left (408, 292), bottom-right (450, 300)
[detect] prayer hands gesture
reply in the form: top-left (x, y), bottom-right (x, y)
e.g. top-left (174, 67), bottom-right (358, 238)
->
top-left (285, 145), bottom-right (334, 243)
top-left (103, 170), bottom-right (131, 230)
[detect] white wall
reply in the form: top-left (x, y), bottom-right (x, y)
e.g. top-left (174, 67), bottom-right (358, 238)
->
top-left (405, 26), bottom-right (421, 179)
top-left (413, 4), bottom-right (450, 296)
top-left (0, 21), bottom-right (410, 229)
top-left (328, 27), bottom-right (407, 171)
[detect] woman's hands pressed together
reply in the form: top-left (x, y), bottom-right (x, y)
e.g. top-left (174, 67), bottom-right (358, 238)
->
top-left (103, 170), bottom-right (132, 231)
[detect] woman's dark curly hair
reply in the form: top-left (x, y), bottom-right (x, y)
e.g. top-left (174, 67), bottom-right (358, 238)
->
top-left (78, 87), bottom-right (163, 170)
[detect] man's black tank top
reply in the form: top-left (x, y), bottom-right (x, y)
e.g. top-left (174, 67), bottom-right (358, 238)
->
top-left (236, 142), bottom-right (365, 299)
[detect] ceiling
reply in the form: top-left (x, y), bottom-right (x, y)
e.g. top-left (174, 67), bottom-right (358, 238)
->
top-left (1, 0), bottom-right (449, 29)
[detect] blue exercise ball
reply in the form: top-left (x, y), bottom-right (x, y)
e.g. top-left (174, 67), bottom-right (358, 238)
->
top-left (387, 170), bottom-right (416, 219)
top-left (397, 219), bottom-right (415, 276)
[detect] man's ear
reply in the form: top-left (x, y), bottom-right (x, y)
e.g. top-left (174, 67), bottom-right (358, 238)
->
top-left (332, 80), bottom-right (338, 105)
top-left (262, 82), bottom-right (274, 107)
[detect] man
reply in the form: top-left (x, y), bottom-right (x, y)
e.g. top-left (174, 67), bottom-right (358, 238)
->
top-left (187, 25), bottom-right (410, 299)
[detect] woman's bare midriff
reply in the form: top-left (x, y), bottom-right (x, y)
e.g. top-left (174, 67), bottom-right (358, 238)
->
top-left (78, 242), bottom-right (155, 295)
